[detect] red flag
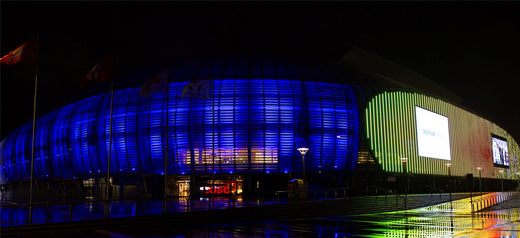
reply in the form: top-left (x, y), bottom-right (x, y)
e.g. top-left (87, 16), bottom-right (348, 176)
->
top-left (0, 37), bottom-right (38, 65)
top-left (140, 69), bottom-right (169, 97)
top-left (181, 80), bottom-right (211, 100)
top-left (79, 54), bottom-right (113, 90)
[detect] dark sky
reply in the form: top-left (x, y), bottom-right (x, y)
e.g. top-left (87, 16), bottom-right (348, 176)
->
top-left (1, 2), bottom-right (519, 144)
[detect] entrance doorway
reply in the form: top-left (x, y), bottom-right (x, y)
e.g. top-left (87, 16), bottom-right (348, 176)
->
top-left (177, 179), bottom-right (190, 197)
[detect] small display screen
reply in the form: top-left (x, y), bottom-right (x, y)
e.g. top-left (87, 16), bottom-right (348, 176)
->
top-left (492, 136), bottom-right (509, 167)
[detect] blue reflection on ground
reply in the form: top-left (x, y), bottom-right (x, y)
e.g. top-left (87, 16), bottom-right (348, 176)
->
top-left (1, 197), bottom-right (283, 227)
top-left (1, 195), bottom-right (519, 237)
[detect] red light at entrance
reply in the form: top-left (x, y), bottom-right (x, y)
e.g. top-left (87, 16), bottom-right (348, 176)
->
top-left (206, 186), bottom-right (231, 194)
top-left (201, 180), bottom-right (242, 195)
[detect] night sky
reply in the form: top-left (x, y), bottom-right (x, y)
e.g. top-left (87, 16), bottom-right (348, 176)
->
top-left (1, 2), bottom-right (519, 144)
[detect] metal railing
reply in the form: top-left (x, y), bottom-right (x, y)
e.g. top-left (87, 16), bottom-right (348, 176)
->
top-left (308, 187), bottom-right (350, 200)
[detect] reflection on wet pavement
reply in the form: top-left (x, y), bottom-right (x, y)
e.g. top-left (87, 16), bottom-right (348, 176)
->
top-left (2, 194), bottom-right (519, 237)
top-left (134, 204), bottom-right (519, 237)
top-left (355, 207), bottom-right (520, 237)
top-left (0, 197), bottom-right (282, 227)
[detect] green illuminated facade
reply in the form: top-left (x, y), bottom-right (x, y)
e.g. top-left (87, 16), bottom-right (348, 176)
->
top-left (365, 91), bottom-right (520, 178)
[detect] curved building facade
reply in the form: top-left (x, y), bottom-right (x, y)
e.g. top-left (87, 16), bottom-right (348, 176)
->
top-left (0, 61), bottom-right (360, 184)
top-left (1, 54), bottom-right (519, 195)
top-left (365, 91), bottom-right (520, 179)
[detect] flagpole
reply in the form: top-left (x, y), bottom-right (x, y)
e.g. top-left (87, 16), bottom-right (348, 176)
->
top-left (163, 74), bottom-right (170, 214)
top-left (29, 54), bottom-right (38, 205)
top-left (28, 33), bottom-right (40, 224)
top-left (105, 80), bottom-right (115, 217)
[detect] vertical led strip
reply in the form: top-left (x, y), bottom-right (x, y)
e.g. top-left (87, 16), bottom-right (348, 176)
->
top-left (365, 91), bottom-right (520, 177)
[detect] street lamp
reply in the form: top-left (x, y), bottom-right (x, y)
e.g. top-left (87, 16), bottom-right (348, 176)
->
top-left (401, 158), bottom-right (408, 209)
top-left (499, 170), bottom-right (504, 192)
top-left (446, 163), bottom-right (452, 207)
top-left (297, 147), bottom-right (309, 183)
top-left (516, 172), bottom-right (520, 191)
top-left (476, 167), bottom-right (482, 198)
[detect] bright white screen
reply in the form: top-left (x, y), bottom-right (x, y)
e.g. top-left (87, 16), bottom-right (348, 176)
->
top-left (415, 106), bottom-right (451, 160)
top-left (492, 137), bottom-right (509, 166)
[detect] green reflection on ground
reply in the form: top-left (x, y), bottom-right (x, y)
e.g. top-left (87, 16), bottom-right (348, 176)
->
top-left (354, 199), bottom-right (520, 238)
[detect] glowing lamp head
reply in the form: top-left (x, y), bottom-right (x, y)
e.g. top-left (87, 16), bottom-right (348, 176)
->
top-left (499, 170), bottom-right (504, 173)
top-left (297, 147), bottom-right (309, 156)
top-left (445, 163), bottom-right (452, 168)
top-left (476, 167), bottom-right (482, 171)
top-left (400, 158), bottom-right (408, 163)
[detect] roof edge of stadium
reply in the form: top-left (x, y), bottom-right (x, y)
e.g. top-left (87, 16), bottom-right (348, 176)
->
top-left (338, 46), bottom-right (462, 104)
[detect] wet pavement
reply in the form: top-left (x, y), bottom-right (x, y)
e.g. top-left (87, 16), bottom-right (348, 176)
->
top-left (0, 197), bottom-right (284, 227)
top-left (95, 206), bottom-right (520, 237)
top-left (3, 205), bottom-right (518, 237)
top-left (2, 193), bottom-right (519, 237)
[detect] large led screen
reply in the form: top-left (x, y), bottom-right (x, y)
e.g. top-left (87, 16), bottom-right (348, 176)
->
top-left (415, 106), bottom-right (451, 160)
top-left (492, 136), bottom-right (509, 167)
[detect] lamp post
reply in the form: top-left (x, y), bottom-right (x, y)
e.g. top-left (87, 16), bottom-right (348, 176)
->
top-left (516, 172), bottom-right (520, 191)
top-left (476, 167), bottom-right (482, 198)
top-left (499, 170), bottom-right (504, 192)
top-left (297, 147), bottom-right (309, 183)
top-left (446, 163), bottom-right (452, 207)
top-left (401, 158), bottom-right (408, 210)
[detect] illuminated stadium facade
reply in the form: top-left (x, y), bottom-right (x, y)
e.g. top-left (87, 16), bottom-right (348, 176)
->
top-left (0, 80), bottom-right (358, 179)
top-left (1, 50), bottom-right (519, 198)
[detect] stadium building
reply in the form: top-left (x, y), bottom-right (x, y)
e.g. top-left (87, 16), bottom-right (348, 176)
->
top-left (1, 47), bottom-right (519, 199)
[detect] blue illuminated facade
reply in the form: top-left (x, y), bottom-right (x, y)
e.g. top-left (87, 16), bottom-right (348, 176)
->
top-left (0, 69), bottom-right (360, 183)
